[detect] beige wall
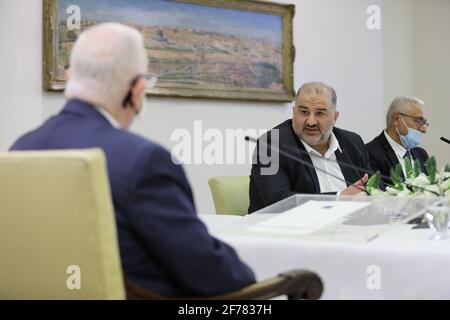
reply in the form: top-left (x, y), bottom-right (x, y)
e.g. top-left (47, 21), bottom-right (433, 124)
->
top-left (6, 1), bottom-right (450, 213)
top-left (0, 0), bottom-right (43, 151)
top-left (381, 0), bottom-right (450, 164)
top-left (381, 0), bottom-right (415, 111)
top-left (0, 0), bottom-right (385, 213)
top-left (413, 0), bottom-right (450, 165)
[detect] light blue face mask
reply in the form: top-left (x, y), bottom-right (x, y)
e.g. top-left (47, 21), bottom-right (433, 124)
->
top-left (397, 116), bottom-right (423, 149)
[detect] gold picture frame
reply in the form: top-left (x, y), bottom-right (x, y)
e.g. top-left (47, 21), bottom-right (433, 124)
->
top-left (44, 0), bottom-right (295, 102)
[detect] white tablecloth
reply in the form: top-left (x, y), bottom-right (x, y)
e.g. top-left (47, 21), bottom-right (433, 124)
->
top-left (199, 214), bottom-right (450, 299)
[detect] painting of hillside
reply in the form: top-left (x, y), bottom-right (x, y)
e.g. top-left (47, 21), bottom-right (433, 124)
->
top-left (58, 23), bottom-right (282, 90)
top-left (46, 0), bottom-right (295, 101)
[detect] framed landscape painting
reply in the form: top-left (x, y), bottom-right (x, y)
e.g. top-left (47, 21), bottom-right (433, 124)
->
top-left (44, 0), bottom-right (295, 102)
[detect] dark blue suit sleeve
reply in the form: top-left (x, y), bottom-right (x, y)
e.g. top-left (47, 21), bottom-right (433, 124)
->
top-left (126, 145), bottom-right (255, 296)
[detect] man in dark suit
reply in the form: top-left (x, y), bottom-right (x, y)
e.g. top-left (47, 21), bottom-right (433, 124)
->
top-left (10, 23), bottom-right (254, 297)
top-left (249, 82), bottom-right (370, 213)
top-left (366, 96), bottom-right (429, 185)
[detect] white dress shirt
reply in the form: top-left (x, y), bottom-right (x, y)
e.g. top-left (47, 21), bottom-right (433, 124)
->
top-left (94, 106), bottom-right (121, 129)
top-left (300, 133), bottom-right (347, 193)
top-left (384, 130), bottom-right (412, 177)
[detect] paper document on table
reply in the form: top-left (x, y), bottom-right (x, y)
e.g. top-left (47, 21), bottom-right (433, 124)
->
top-left (248, 200), bottom-right (371, 235)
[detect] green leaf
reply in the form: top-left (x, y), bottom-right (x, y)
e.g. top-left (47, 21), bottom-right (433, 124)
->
top-left (426, 156), bottom-right (437, 184)
top-left (404, 157), bottom-right (414, 179)
top-left (391, 164), bottom-right (404, 190)
top-left (395, 163), bottom-right (403, 179)
top-left (445, 164), bottom-right (450, 173)
top-left (414, 159), bottom-right (422, 176)
top-left (367, 171), bottom-right (381, 190)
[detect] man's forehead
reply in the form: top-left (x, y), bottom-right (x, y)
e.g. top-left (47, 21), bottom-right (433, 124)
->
top-left (408, 102), bottom-right (426, 116)
top-left (296, 89), bottom-right (332, 107)
top-left (300, 85), bottom-right (332, 96)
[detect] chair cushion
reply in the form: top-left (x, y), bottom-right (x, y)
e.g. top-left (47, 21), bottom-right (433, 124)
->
top-left (0, 150), bottom-right (125, 299)
top-left (208, 176), bottom-right (249, 216)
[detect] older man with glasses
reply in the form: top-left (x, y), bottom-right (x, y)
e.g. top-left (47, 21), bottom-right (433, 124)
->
top-left (10, 23), bottom-right (255, 297)
top-left (366, 96), bottom-right (430, 185)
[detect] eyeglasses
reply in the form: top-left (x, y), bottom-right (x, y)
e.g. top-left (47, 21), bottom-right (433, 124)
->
top-left (399, 113), bottom-right (430, 127)
top-left (140, 73), bottom-right (158, 90)
top-left (128, 73), bottom-right (158, 89)
top-left (122, 73), bottom-right (158, 108)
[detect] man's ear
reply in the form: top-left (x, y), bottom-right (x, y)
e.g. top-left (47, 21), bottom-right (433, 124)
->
top-left (130, 77), bottom-right (146, 110)
top-left (334, 110), bottom-right (340, 122)
top-left (392, 113), bottom-right (400, 127)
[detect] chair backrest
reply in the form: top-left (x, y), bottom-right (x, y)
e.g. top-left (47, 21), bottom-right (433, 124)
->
top-left (0, 150), bottom-right (125, 299)
top-left (208, 176), bottom-right (250, 216)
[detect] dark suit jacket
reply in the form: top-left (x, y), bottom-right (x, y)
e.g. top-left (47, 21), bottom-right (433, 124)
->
top-left (249, 119), bottom-right (371, 213)
top-left (10, 99), bottom-right (255, 297)
top-left (366, 131), bottom-right (429, 185)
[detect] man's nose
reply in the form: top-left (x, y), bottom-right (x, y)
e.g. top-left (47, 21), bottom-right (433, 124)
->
top-left (306, 114), bottom-right (318, 126)
top-left (419, 125), bottom-right (427, 134)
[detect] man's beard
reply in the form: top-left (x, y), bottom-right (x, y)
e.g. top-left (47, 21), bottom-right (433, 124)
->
top-left (298, 125), bottom-right (332, 146)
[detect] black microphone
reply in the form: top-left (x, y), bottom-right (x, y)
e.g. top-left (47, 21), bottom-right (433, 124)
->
top-left (245, 136), bottom-right (369, 194)
top-left (279, 141), bottom-right (379, 193)
top-left (279, 140), bottom-right (382, 183)
top-left (441, 137), bottom-right (450, 145)
top-left (266, 138), bottom-right (439, 195)
top-left (245, 136), bottom-right (440, 196)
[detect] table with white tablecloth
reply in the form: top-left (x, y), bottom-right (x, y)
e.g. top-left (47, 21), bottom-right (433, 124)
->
top-left (199, 212), bottom-right (450, 299)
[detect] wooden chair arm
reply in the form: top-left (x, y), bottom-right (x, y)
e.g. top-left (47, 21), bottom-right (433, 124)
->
top-left (125, 269), bottom-right (323, 300)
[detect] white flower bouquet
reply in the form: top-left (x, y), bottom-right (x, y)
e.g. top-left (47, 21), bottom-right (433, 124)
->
top-left (366, 156), bottom-right (450, 197)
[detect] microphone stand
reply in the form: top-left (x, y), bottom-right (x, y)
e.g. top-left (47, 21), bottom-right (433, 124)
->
top-left (279, 141), bottom-right (386, 181)
top-left (245, 136), bottom-right (440, 197)
top-left (245, 136), bottom-right (369, 195)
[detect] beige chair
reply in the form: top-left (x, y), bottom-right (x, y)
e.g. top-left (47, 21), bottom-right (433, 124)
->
top-left (208, 176), bottom-right (250, 216)
top-left (0, 149), bottom-right (124, 299)
top-left (0, 150), bottom-right (323, 300)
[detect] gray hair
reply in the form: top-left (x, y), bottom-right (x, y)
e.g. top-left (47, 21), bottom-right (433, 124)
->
top-left (65, 23), bottom-right (148, 109)
top-left (386, 96), bottom-right (425, 126)
top-left (296, 82), bottom-right (337, 108)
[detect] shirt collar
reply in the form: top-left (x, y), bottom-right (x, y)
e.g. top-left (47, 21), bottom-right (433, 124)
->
top-left (384, 130), bottom-right (407, 158)
top-left (300, 132), bottom-right (342, 158)
top-left (94, 106), bottom-right (121, 129)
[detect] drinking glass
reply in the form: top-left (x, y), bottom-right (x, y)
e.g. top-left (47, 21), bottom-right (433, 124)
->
top-left (425, 206), bottom-right (450, 240)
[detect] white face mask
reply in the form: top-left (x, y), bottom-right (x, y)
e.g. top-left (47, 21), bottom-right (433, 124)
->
top-left (138, 95), bottom-right (148, 118)
top-left (396, 116), bottom-right (423, 150)
top-left (131, 94), bottom-right (148, 126)
top-left (133, 74), bottom-right (156, 122)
